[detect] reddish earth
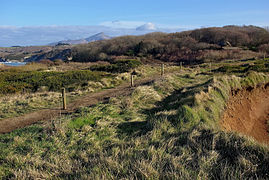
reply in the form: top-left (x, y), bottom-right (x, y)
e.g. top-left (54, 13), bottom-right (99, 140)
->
top-left (0, 76), bottom-right (158, 134)
top-left (221, 83), bottom-right (269, 145)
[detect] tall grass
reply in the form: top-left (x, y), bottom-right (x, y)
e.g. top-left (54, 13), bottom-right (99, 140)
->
top-left (0, 65), bottom-right (268, 179)
top-left (0, 64), bottom-right (175, 120)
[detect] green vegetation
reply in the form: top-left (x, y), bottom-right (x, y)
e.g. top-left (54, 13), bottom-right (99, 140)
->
top-left (0, 63), bottom-right (160, 120)
top-left (0, 70), bottom-right (109, 94)
top-left (90, 59), bottom-right (142, 73)
top-left (216, 59), bottom-right (269, 74)
top-left (72, 26), bottom-right (269, 64)
top-left (1, 25), bottom-right (269, 179)
top-left (68, 115), bottom-right (96, 129)
top-left (0, 92), bottom-right (61, 119)
top-left (0, 63), bottom-right (268, 179)
top-left (0, 59), bottom-right (143, 95)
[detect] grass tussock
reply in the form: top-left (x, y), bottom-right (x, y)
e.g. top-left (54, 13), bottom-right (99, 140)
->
top-left (0, 92), bottom-right (61, 119)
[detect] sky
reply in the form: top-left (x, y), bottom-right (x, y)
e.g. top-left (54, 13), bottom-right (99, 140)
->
top-left (1, 0), bottom-right (269, 28)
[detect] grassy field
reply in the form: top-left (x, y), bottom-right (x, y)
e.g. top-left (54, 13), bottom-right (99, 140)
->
top-left (0, 60), bottom-right (147, 119)
top-left (0, 60), bottom-right (269, 179)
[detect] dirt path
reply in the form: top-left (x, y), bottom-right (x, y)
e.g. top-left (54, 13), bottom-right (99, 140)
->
top-left (0, 76), bottom-right (159, 134)
top-left (221, 84), bottom-right (269, 145)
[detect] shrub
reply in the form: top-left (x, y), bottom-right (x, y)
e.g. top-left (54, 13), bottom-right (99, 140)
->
top-left (90, 59), bottom-right (142, 73)
top-left (54, 59), bottom-right (64, 66)
top-left (70, 25), bottom-right (269, 65)
top-left (0, 70), bottom-right (109, 94)
top-left (39, 59), bottom-right (54, 66)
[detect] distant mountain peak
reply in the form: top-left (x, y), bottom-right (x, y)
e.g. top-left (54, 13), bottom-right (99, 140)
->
top-left (136, 23), bottom-right (157, 31)
top-left (96, 32), bottom-right (105, 35)
top-left (49, 32), bottom-right (111, 46)
top-left (85, 32), bottom-right (111, 42)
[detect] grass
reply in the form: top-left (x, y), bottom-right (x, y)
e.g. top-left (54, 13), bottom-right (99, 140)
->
top-left (0, 63), bottom-right (183, 120)
top-left (0, 60), bottom-right (269, 179)
top-left (0, 61), bottom-right (147, 119)
top-left (0, 92), bottom-right (61, 119)
top-left (0, 71), bottom-right (121, 120)
top-left (215, 58), bottom-right (269, 74)
top-left (68, 116), bottom-right (96, 129)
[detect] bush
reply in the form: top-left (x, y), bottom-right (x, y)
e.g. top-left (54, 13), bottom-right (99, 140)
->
top-left (54, 59), bottom-right (64, 66)
top-left (90, 59), bottom-right (142, 73)
top-left (0, 70), bottom-right (110, 94)
top-left (70, 26), bottom-right (269, 65)
top-left (39, 59), bottom-right (54, 66)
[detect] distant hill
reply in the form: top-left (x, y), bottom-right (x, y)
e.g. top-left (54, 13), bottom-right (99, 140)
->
top-left (0, 24), bottom-right (184, 47)
top-left (49, 32), bottom-right (112, 46)
top-left (136, 23), bottom-right (157, 31)
top-left (24, 48), bottom-right (72, 62)
top-left (71, 25), bottom-right (269, 64)
top-left (85, 32), bottom-right (111, 42)
top-left (23, 25), bottom-right (269, 64)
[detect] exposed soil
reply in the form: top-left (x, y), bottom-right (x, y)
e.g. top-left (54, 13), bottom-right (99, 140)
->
top-left (0, 76), bottom-right (159, 134)
top-left (221, 83), bottom-right (269, 144)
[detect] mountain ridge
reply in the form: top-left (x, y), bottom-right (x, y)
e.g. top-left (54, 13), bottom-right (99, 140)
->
top-left (49, 32), bottom-right (112, 46)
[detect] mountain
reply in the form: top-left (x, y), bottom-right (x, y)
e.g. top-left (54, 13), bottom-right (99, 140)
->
top-left (85, 32), bottom-right (111, 42)
top-left (0, 24), bottom-right (184, 47)
top-left (136, 23), bottom-right (157, 31)
top-left (50, 39), bottom-right (88, 46)
top-left (49, 32), bottom-right (112, 46)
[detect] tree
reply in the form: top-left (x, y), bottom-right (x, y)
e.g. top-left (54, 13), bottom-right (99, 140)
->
top-left (258, 44), bottom-right (269, 59)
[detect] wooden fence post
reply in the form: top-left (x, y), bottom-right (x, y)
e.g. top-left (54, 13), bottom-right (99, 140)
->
top-left (161, 64), bottom-right (164, 76)
top-left (131, 75), bottom-right (134, 87)
top-left (180, 62), bottom-right (183, 70)
top-left (62, 88), bottom-right (67, 110)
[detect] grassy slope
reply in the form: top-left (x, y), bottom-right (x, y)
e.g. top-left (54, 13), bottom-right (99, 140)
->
top-left (0, 60), bottom-right (147, 120)
top-left (0, 63), bottom-right (269, 179)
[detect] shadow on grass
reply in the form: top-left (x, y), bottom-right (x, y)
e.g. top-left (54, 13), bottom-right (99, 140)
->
top-left (142, 78), bottom-right (213, 126)
top-left (116, 78), bottom-right (213, 137)
top-left (117, 121), bottom-right (150, 137)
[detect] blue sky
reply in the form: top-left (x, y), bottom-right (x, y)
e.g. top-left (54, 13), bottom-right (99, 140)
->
top-left (1, 0), bottom-right (269, 28)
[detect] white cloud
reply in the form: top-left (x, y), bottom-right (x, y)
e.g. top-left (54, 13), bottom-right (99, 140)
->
top-left (0, 23), bottom-right (186, 47)
top-left (136, 23), bottom-right (156, 31)
top-left (100, 20), bottom-right (147, 29)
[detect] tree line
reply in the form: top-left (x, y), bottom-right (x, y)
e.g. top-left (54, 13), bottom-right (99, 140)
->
top-left (71, 25), bottom-right (269, 64)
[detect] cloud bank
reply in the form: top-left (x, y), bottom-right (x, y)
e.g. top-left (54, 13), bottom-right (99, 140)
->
top-left (0, 22), bottom-right (186, 47)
